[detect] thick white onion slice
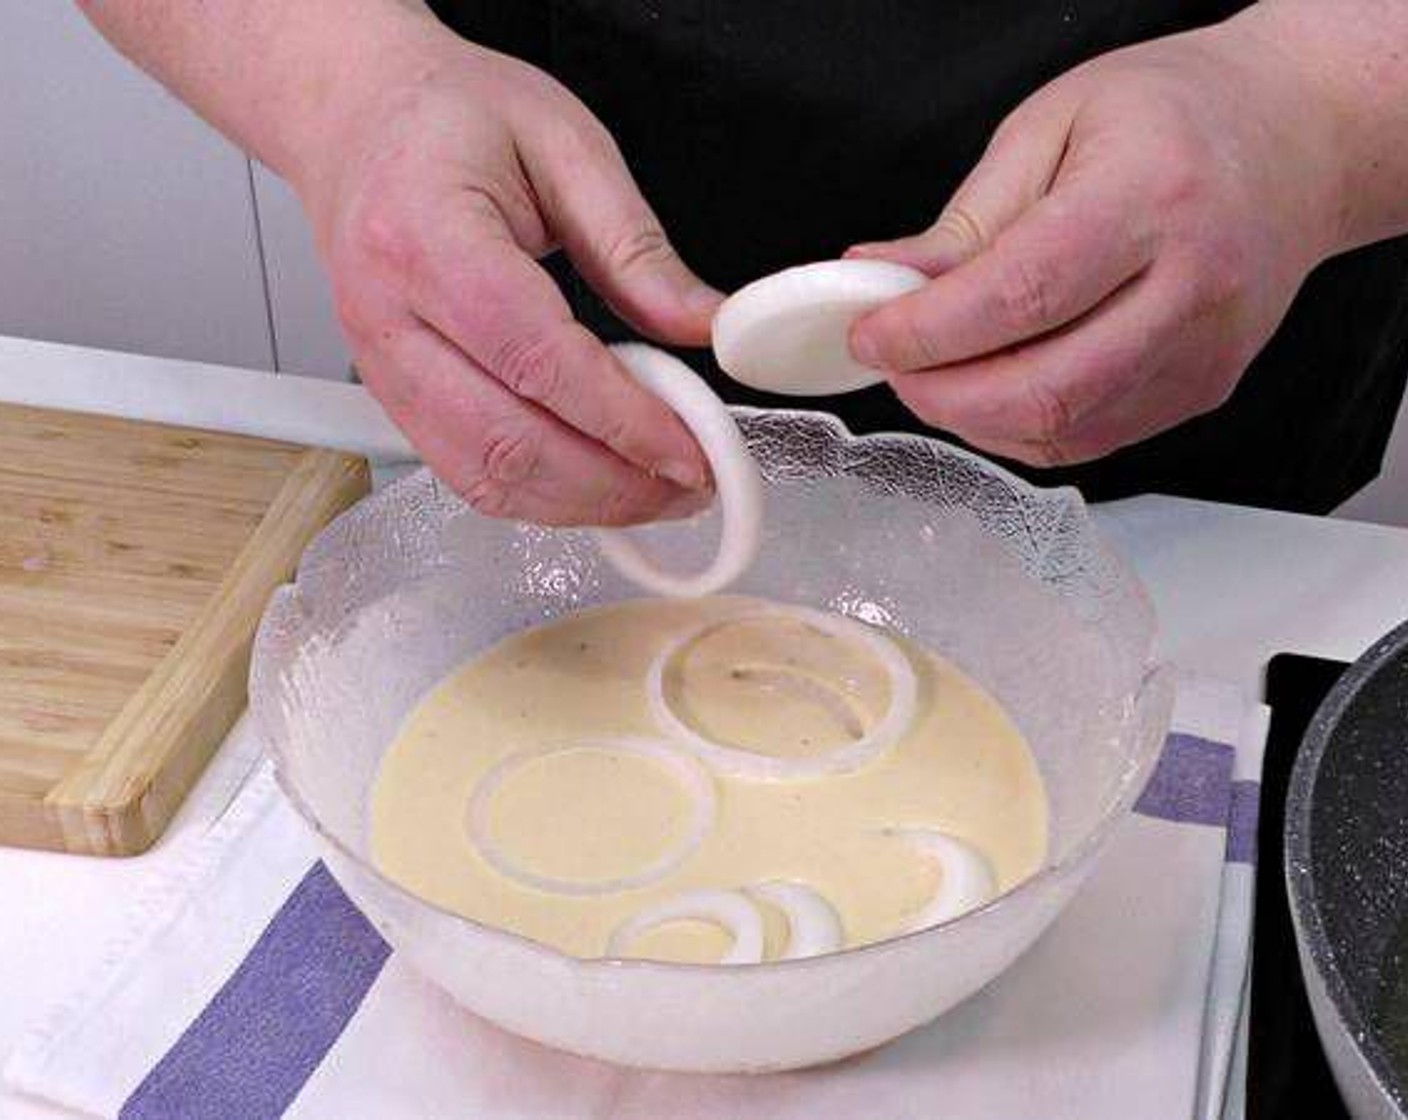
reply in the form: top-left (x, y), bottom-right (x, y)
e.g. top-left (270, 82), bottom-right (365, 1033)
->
top-left (748, 880), bottom-right (844, 960)
top-left (884, 827), bottom-right (997, 932)
top-left (646, 603), bottom-right (919, 781)
top-left (466, 737), bottom-right (715, 897)
top-left (593, 343), bottom-right (764, 598)
top-left (712, 260), bottom-right (927, 396)
top-left (606, 888), bottom-right (765, 965)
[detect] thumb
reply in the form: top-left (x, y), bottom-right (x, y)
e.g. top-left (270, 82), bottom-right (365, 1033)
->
top-left (520, 123), bottom-right (722, 346)
top-left (846, 95), bottom-right (1077, 275)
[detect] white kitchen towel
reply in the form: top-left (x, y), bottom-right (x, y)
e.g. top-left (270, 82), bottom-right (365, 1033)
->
top-left (5, 680), bottom-right (1267, 1120)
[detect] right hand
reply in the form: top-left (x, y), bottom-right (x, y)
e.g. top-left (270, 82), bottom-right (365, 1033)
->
top-left (291, 17), bottom-right (719, 525)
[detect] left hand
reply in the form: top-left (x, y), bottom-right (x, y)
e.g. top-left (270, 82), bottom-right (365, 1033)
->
top-left (846, 18), bottom-right (1347, 467)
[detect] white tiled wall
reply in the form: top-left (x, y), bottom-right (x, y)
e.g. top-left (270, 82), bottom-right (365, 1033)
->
top-left (0, 4), bottom-right (274, 370)
top-left (0, 3), bottom-right (351, 380)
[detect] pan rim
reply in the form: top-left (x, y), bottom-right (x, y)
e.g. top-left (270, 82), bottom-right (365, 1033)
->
top-left (1285, 618), bottom-right (1408, 1115)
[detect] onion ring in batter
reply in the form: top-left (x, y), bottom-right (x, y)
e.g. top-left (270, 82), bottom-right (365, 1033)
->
top-left (747, 880), bottom-right (844, 959)
top-left (606, 888), bottom-right (766, 964)
top-left (883, 827), bottom-right (997, 931)
top-left (467, 737), bottom-right (714, 896)
top-left (647, 603), bottom-right (919, 781)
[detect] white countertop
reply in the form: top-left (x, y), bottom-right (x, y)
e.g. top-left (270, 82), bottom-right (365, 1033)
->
top-left (4, 335), bottom-right (1408, 1119)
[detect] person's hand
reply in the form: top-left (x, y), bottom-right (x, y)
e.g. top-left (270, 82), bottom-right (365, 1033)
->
top-left (293, 21), bottom-right (719, 524)
top-left (847, 19), bottom-right (1347, 467)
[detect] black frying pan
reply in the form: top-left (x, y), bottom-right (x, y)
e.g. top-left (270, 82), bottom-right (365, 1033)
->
top-left (1286, 619), bottom-right (1408, 1119)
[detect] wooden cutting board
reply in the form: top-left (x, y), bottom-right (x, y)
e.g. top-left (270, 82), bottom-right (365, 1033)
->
top-left (0, 402), bottom-right (370, 856)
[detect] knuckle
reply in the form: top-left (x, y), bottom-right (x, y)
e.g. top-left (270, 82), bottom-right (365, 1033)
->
top-left (900, 323), bottom-right (941, 370)
top-left (933, 204), bottom-right (990, 254)
top-left (986, 103), bottom-right (1043, 158)
top-left (994, 254), bottom-right (1060, 332)
top-left (460, 476), bottom-right (515, 519)
top-left (346, 201), bottom-right (419, 275)
top-left (492, 331), bottom-right (566, 403)
top-left (1036, 438), bottom-right (1072, 468)
top-left (594, 481), bottom-right (649, 527)
top-left (1150, 158), bottom-right (1205, 212)
top-left (1190, 235), bottom-right (1253, 313)
top-left (1085, 331), bottom-right (1147, 396)
top-left (888, 310), bottom-right (944, 370)
top-left (480, 426), bottom-right (542, 485)
top-left (331, 285), bottom-right (376, 346)
top-left (1014, 437), bottom-right (1069, 469)
top-left (1022, 376), bottom-right (1077, 443)
top-left (595, 409), bottom-right (635, 455)
top-left (565, 115), bottom-right (626, 165)
top-left (988, 111), bottom-right (1023, 150)
top-left (599, 221), bottom-right (677, 277)
top-left (535, 113), bottom-right (625, 182)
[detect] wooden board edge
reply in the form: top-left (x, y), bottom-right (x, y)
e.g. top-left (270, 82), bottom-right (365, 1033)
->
top-left (0, 787), bottom-right (67, 852)
top-left (43, 448), bottom-right (371, 856)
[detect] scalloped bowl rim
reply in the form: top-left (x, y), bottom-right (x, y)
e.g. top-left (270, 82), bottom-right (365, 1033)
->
top-left (256, 405), bottom-right (1173, 978)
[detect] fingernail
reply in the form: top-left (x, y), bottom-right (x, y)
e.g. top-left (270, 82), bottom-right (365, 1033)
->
top-left (686, 282), bottom-right (726, 313)
top-left (658, 459), bottom-right (711, 491)
top-left (850, 324), bottom-right (882, 369)
top-left (659, 485), bottom-right (714, 522)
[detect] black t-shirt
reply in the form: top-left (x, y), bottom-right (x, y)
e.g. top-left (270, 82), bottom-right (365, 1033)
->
top-left (430, 1), bottom-right (1408, 514)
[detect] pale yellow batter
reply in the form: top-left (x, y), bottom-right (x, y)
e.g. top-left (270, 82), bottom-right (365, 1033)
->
top-left (371, 595), bottom-right (1048, 964)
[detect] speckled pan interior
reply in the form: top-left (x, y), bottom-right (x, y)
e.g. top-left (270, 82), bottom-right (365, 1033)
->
top-left (1287, 619), bottom-right (1408, 1116)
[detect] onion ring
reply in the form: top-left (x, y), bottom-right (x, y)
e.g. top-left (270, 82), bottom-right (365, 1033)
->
top-left (883, 827), bottom-right (996, 932)
top-left (593, 343), bottom-right (764, 598)
top-left (466, 737), bottom-right (715, 896)
top-left (647, 603), bottom-right (919, 781)
top-left (606, 888), bottom-right (765, 964)
top-left (747, 880), bottom-right (844, 959)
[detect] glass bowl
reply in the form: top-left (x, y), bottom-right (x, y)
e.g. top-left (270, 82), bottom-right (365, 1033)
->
top-left (250, 407), bottom-right (1174, 1073)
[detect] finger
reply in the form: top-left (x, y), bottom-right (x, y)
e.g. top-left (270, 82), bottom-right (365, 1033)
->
top-left (851, 180), bottom-right (1156, 373)
top-left (962, 367), bottom-right (1217, 468)
top-left (955, 405), bottom-right (1152, 470)
top-left (970, 317), bottom-right (1239, 467)
top-left (406, 187), bottom-right (712, 492)
top-left (361, 318), bottom-right (705, 526)
top-left (846, 92), bottom-right (1078, 275)
top-left (517, 123), bottom-right (723, 345)
top-left (886, 270), bottom-right (1170, 450)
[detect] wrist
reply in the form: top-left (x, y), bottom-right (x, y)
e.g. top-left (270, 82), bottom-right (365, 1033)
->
top-left (258, 2), bottom-right (450, 203)
top-left (1223, 1), bottom-right (1408, 255)
top-left (1193, 10), bottom-right (1353, 265)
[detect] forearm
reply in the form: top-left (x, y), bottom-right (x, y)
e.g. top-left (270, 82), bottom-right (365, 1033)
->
top-left (76, 0), bottom-right (443, 187)
top-left (1232, 0), bottom-right (1408, 252)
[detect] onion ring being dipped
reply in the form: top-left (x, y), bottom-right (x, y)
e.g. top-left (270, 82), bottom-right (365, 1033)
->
top-left (593, 343), bottom-right (764, 598)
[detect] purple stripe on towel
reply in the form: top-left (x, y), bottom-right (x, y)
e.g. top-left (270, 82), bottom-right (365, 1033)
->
top-left (1226, 780), bottom-right (1261, 865)
top-left (1133, 733), bottom-right (1234, 828)
top-left (121, 862), bottom-right (389, 1120)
